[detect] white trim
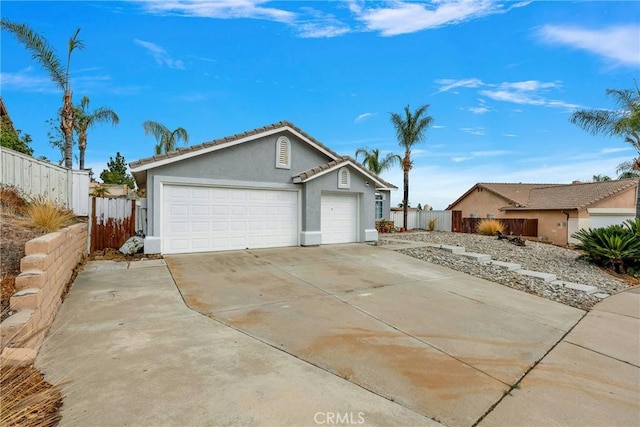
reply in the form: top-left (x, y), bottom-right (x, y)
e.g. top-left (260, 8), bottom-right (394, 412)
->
top-left (130, 125), bottom-right (338, 173)
top-left (293, 159), bottom-right (390, 190)
top-left (587, 208), bottom-right (635, 215)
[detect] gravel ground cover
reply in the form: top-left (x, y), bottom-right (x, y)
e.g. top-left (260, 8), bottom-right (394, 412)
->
top-left (378, 231), bottom-right (632, 311)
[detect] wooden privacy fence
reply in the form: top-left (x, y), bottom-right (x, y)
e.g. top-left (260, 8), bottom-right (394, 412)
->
top-left (461, 218), bottom-right (538, 236)
top-left (1, 146), bottom-right (90, 215)
top-left (90, 197), bottom-right (136, 252)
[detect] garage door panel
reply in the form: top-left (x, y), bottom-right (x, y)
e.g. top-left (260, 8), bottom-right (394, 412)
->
top-left (321, 194), bottom-right (358, 244)
top-left (163, 185), bottom-right (298, 254)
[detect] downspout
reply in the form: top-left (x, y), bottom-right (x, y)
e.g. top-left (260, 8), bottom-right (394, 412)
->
top-left (561, 210), bottom-right (570, 246)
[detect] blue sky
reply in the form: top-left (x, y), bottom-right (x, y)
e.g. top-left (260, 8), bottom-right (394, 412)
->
top-left (1, 1), bottom-right (639, 209)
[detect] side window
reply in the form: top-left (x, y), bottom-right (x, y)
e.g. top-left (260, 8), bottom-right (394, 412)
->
top-left (338, 167), bottom-right (350, 189)
top-left (375, 193), bottom-right (384, 219)
top-left (275, 136), bottom-right (291, 169)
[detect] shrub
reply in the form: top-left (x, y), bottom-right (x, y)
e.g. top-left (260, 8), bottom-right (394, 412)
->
top-left (22, 197), bottom-right (74, 232)
top-left (0, 185), bottom-right (28, 216)
top-left (572, 224), bottom-right (640, 274)
top-left (90, 186), bottom-right (111, 197)
top-left (428, 218), bottom-right (437, 231)
top-left (477, 218), bottom-right (505, 236)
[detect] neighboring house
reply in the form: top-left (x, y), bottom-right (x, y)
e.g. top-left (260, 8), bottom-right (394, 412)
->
top-left (447, 179), bottom-right (639, 245)
top-left (130, 121), bottom-right (396, 254)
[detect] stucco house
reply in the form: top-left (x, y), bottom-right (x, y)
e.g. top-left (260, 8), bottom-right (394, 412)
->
top-left (446, 179), bottom-right (639, 245)
top-left (130, 121), bottom-right (396, 254)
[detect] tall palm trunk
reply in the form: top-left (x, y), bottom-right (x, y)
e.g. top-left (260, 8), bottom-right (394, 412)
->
top-left (61, 91), bottom-right (74, 169)
top-left (78, 133), bottom-right (87, 170)
top-left (403, 167), bottom-right (409, 230)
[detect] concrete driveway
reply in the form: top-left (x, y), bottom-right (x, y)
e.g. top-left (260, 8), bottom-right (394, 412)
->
top-left (164, 244), bottom-right (585, 426)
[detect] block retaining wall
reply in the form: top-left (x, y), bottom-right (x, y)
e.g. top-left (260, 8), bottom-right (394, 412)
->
top-left (0, 223), bottom-right (87, 366)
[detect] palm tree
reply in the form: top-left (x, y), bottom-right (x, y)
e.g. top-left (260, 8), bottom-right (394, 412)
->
top-left (390, 104), bottom-right (434, 230)
top-left (142, 120), bottom-right (189, 154)
top-left (592, 174), bottom-right (612, 182)
top-left (355, 147), bottom-right (401, 175)
top-left (1, 20), bottom-right (83, 169)
top-left (74, 96), bottom-right (119, 170)
top-left (570, 85), bottom-right (640, 217)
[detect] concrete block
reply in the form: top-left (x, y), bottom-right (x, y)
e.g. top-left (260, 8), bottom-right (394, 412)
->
top-left (14, 271), bottom-right (46, 290)
top-left (461, 252), bottom-right (492, 262)
top-left (25, 231), bottom-right (64, 255)
top-left (517, 270), bottom-right (557, 282)
top-left (439, 245), bottom-right (465, 254)
top-left (10, 288), bottom-right (41, 310)
top-left (20, 253), bottom-right (52, 271)
top-left (0, 309), bottom-right (34, 344)
top-left (0, 347), bottom-right (37, 367)
top-left (551, 281), bottom-right (599, 294)
top-left (488, 260), bottom-right (522, 271)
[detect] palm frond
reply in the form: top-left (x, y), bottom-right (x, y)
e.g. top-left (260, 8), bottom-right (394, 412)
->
top-left (0, 19), bottom-right (66, 89)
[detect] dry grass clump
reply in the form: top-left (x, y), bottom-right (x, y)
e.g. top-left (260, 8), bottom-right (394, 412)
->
top-left (477, 218), bottom-right (505, 235)
top-left (0, 186), bottom-right (28, 216)
top-left (22, 197), bottom-right (74, 232)
top-left (0, 363), bottom-right (63, 427)
top-left (428, 218), bottom-right (437, 231)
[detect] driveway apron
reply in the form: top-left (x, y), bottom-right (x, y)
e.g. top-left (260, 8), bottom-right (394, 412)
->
top-left (165, 244), bottom-right (585, 426)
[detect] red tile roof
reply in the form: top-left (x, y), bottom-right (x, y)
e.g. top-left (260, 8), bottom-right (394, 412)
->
top-left (448, 180), bottom-right (638, 211)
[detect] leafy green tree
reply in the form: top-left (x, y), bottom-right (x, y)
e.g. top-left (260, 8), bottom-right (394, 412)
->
top-left (1, 116), bottom-right (33, 155)
top-left (142, 120), bottom-right (189, 154)
top-left (355, 147), bottom-right (401, 175)
top-left (74, 96), bottom-right (119, 170)
top-left (46, 117), bottom-right (72, 165)
top-left (390, 104), bottom-right (434, 230)
top-left (1, 19), bottom-right (83, 169)
top-left (100, 152), bottom-right (134, 189)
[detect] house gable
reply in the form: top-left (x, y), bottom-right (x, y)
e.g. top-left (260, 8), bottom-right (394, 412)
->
top-left (130, 121), bottom-right (340, 186)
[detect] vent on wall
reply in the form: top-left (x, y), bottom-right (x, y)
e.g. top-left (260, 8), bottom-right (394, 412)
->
top-left (338, 167), bottom-right (350, 189)
top-left (275, 136), bottom-right (291, 169)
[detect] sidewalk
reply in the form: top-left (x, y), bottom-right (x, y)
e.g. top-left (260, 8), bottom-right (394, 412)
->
top-left (480, 286), bottom-right (640, 426)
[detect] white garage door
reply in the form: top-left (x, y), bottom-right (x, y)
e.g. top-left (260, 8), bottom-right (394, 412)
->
top-left (321, 193), bottom-right (358, 244)
top-left (590, 214), bottom-right (635, 229)
top-left (163, 185), bottom-right (298, 254)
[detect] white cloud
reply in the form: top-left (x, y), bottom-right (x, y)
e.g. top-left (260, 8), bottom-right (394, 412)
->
top-left (134, 39), bottom-right (185, 70)
top-left (0, 72), bottom-right (57, 93)
top-left (296, 7), bottom-right (350, 38)
top-left (470, 150), bottom-right (511, 157)
top-left (468, 106), bottom-right (489, 114)
top-left (460, 127), bottom-right (486, 136)
top-left (350, 0), bottom-right (529, 36)
top-left (432, 125), bottom-right (446, 129)
top-left (354, 112), bottom-right (376, 123)
top-left (139, 0), bottom-right (295, 23)
top-left (451, 156), bottom-right (471, 162)
top-left (538, 24), bottom-right (640, 67)
top-left (435, 78), bottom-right (484, 93)
top-left (502, 133), bottom-right (517, 138)
top-left (601, 147), bottom-right (632, 154)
